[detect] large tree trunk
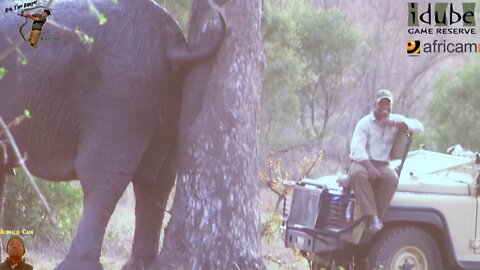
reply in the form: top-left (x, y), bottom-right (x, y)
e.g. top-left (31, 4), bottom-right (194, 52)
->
top-left (153, 0), bottom-right (265, 269)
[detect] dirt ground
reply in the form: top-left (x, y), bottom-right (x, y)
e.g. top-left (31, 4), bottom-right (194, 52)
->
top-left (260, 188), bottom-right (310, 270)
top-left (21, 185), bottom-right (307, 270)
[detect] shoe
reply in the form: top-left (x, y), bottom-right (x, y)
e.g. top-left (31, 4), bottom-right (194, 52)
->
top-left (367, 215), bottom-right (383, 234)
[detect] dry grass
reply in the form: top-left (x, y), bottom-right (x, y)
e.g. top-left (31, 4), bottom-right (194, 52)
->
top-left (23, 184), bottom-right (136, 269)
top-left (21, 185), bottom-right (306, 269)
top-left (260, 188), bottom-right (309, 270)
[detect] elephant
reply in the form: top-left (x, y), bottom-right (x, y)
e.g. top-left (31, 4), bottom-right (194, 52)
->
top-left (0, 0), bottom-right (225, 269)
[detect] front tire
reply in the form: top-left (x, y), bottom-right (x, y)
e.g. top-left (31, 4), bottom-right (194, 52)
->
top-left (367, 226), bottom-right (444, 270)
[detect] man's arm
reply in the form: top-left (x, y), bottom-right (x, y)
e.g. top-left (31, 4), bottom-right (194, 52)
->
top-left (392, 115), bottom-right (423, 133)
top-left (23, 14), bottom-right (40, 21)
top-left (400, 116), bottom-right (424, 133)
top-left (378, 115), bottom-right (424, 134)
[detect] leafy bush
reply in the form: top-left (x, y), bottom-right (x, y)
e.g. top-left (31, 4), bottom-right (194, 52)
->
top-left (428, 60), bottom-right (480, 151)
top-left (3, 169), bottom-right (82, 247)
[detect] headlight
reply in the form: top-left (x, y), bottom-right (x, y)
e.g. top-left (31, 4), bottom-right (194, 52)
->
top-left (345, 200), bottom-right (354, 225)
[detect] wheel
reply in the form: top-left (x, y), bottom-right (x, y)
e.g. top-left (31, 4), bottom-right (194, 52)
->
top-left (367, 226), bottom-right (444, 270)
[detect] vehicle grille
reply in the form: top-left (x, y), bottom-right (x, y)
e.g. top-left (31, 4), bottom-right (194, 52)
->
top-left (287, 185), bottom-right (329, 229)
top-left (326, 192), bottom-right (354, 228)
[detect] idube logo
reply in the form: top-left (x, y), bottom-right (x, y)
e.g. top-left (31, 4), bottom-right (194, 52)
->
top-left (408, 2), bottom-right (475, 27)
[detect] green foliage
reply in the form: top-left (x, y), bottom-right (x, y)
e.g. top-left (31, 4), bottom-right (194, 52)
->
top-left (3, 170), bottom-right (82, 242)
top-left (98, 13), bottom-right (108, 25)
top-left (298, 10), bottom-right (358, 79)
top-left (261, 0), bottom-right (359, 151)
top-left (19, 56), bottom-right (28, 66)
top-left (155, 0), bottom-right (191, 30)
top-left (0, 67), bottom-right (7, 80)
top-left (75, 27), bottom-right (95, 45)
top-left (297, 9), bottom-right (358, 141)
top-left (23, 109), bottom-right (31, 119)
top-left (261, 0), bottom-right (310, 149)
top-left (428, 60), bottom-right (480, 151)
top-left (86, 0), bottom-right (109, 25)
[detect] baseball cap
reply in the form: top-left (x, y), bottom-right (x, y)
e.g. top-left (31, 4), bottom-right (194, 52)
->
top-left (375, 89), bottom-right (393, 103)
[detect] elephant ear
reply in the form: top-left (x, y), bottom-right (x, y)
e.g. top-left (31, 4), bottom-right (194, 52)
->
top-left (167, 12), bottom-right (226, 69)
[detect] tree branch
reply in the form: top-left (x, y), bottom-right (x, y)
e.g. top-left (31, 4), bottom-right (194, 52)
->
top-left (0, 115), bottom-right (59, 229)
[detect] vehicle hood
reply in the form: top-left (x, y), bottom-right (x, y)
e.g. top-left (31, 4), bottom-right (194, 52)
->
top-left (395, 150), bottom-right (477, 195)
top-left (298, 150), bottom-right (478, 196)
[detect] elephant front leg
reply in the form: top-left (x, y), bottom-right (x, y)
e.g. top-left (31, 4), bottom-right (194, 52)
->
top-left (55, 179), bottom-right (130, 270)
top-left (122, 150), bottom-right (176, 270)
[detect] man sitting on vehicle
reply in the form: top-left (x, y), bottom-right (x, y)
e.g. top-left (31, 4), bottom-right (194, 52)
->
top-left (349, 89), bottom-right (424, 234)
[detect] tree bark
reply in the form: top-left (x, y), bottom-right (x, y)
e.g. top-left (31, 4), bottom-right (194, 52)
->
top-left (153, 0), bottom-right (265, 269)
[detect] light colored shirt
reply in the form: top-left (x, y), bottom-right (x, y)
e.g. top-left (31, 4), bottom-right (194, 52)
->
top-left (350, 112), bottom-right (424, 162)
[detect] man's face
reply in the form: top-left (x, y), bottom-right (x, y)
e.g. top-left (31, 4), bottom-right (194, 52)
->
top-left (7, 239), bottom-right (24, 258)
top-left (374, 98), bottom-right (392, 119)
top-left (43, 12), bottom-right (49, 17)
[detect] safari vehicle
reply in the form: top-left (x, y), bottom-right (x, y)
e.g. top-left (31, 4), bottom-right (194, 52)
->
top-left (282, 133), bottom-right (480, 270)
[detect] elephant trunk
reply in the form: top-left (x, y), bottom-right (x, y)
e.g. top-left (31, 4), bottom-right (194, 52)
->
top-left (167, 12), bottom-right (226, 69)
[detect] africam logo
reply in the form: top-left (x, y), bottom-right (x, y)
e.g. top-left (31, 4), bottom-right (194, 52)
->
top-left (407, 39), bottom-right (480, 55)
top-left (407, 40), bottom-right (421, 55)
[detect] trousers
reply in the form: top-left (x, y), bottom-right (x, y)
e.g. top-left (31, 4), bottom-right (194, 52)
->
top-left (349, 161), bottom-right (398, 219)
top-left (29, 30), bottom-right (41, 48)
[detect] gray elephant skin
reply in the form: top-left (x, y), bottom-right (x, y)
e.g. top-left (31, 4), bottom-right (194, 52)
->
top-left (0, 0), bottom-right (224, 269)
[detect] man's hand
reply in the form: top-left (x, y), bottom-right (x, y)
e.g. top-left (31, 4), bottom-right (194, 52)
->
top-left (360, 160), bottom-right (381, 179)
top-left (366, 165), bottom-right (381, 179)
